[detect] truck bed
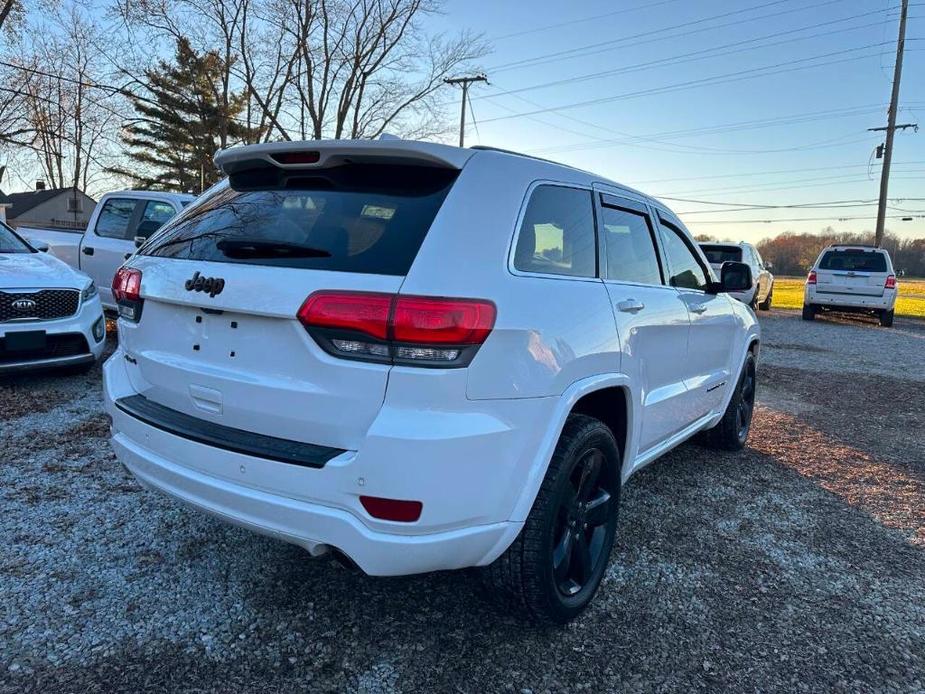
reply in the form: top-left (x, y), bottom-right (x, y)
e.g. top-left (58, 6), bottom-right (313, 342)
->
top-left (18, 226), bottom-right (86, 270)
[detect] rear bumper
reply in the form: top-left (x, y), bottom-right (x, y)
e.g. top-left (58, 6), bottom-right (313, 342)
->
top-left (0, 296), bottom-right (105, 373)
top-left (102, 348), bottom-right (544, 576)
top-left (805, 287), bottom-right (896, 311)
top-left (113, 431), bottom-right (516, 575)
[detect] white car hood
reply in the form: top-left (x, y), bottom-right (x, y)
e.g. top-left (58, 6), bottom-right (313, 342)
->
top-left (0, 251), bottom-right (89, 290)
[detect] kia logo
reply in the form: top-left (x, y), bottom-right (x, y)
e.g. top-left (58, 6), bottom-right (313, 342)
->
top-left (11, 299), bottom-right (36, 312)
top-left (184, 271), bottom-right (225, 298)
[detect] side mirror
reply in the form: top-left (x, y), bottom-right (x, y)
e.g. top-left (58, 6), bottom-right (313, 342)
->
top-left (764, 261), bottom-right (773, 271)
top-left (134, 219), bottom-right (163, 246)
top-left (35, 243), bottom-right (50, 252)
top-left (720, 261), bottom-right (752, 292)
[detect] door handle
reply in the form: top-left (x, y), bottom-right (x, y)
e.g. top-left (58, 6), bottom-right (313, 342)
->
top-left (82, 246), bottom-right (94, 256)
top-left (617, 299), bottom-right (645, 313)
top-left (690, 304), bottom-right (708, 314)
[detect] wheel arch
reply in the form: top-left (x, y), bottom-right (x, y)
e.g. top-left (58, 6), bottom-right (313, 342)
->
top-left (508, 373), bottom-right (635, 523)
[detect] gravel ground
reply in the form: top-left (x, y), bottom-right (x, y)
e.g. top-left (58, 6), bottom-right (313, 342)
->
top-left (1, 310), bottom-right (923, 693)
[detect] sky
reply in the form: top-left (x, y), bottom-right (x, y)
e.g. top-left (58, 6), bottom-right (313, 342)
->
top-left (425, 0), bottom-right (925, 242)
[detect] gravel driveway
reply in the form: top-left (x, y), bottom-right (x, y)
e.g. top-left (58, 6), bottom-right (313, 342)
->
top-left (2, 311), bottom-right (923, 693)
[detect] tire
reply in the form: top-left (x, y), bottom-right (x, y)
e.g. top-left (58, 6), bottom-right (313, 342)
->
top-left (758, 288), bottom-right (772, 311)
top-left (879, 309), bottom-right (894, 327)
top-left (801, 303), bottom-right (816, 321)
top-left (480, 414), bottom-right (621, 624)
top-left (698, 352), bottom-right (757, 452)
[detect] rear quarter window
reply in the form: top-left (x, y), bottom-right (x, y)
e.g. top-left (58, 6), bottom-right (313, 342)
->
top-left (819, 250), bottom-right (888, 272)
top-left (142, 164), bottom-right (459, 276)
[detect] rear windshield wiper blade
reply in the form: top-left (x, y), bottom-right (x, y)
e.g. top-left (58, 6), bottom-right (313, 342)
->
top-left (216, 239), bottom-right (332, 259)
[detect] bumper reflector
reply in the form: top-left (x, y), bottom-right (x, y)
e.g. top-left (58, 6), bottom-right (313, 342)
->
top-left (360, 496), bottom-right (423, 523)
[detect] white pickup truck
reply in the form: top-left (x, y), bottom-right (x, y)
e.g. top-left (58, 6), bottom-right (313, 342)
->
top-left (21, 190), bottom-right (194, 312)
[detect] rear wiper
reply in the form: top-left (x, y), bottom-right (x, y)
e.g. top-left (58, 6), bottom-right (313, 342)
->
top-left (216, 239), bottom-right (332, 259)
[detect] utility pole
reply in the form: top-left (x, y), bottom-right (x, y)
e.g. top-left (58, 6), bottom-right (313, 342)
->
top-left (444, 74), bottom-right (487, 147)
top-left (871, 0), bottom-right (913, 247)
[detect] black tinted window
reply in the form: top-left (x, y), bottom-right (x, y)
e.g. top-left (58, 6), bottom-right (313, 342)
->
top-left (819, 249), bottom-right (887, 272)
top-left (513, 186), bottom-right (596, 277)
top-left (601, 206), bottom-right (661, 285)
top-left (95, 198), bottom-right (138, 239)
top-left (0, 224), bottom-right (32, 253)
top-left (657, 222), bottom-right (708, 291)
top-left (701, 245), bottom-right (741, 264)
top-left (143, 165), bottom-right (458, 276)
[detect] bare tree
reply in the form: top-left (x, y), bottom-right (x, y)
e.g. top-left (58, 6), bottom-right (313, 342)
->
top-left (118, 0), bottom-right (487, 142)
top-left (5, 3), bottom-right (127, 193)
top-left (0, 0), bottom-right (23, 33)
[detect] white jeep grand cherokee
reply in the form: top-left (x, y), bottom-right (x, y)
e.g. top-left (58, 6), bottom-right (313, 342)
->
top-left (103, 140), bottom-right (760, 622)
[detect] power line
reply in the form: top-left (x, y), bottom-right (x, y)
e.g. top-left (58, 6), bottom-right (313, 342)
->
top-left (526, 104), bottom-right (886, 156)
top-left (489, 0), bottom-right (834, 72)
top-left (477, 9), bottom-right (893, 104)
top-left (478, 43), bottom-right (891, 125)
top-left (662, 196), bottom-right (925, 210)
top-left (685, 214), bottom-right (925, 224)
top-left (628, 160), bottom-right (925, 185)
top-left (489, 0), bottom-right (687, 41)
top-left (655, 173), bottom-right (925, 197)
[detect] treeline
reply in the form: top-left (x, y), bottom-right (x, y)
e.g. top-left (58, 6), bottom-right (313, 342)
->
top-left (754, 230), bottom-right (925, 277)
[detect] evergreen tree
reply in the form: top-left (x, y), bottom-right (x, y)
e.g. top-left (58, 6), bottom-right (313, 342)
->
top-left (111, 38), bottom-right (258, 193)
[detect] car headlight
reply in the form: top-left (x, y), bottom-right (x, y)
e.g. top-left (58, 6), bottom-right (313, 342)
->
top-left (82, 281), bottom-right (98, 301)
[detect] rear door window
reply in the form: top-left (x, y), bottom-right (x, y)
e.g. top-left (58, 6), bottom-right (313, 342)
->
top-left (600, 204), bottom-right (662, 286)
top-left (819, 249), bottom-right (887, 272)
top-left (95, 198), bottom-right (140, 239)
top-left (513, 185), bottom-right (596, 278)
top-left (142, 164), bottom-right (459, 276)
top-left (140, 200), bottom-right (176, 226)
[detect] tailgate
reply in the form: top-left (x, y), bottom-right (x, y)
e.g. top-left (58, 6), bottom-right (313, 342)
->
top-left (119, 257), bottom-right (400, 451)
top-left (815, 269), bottom-right (885, 297)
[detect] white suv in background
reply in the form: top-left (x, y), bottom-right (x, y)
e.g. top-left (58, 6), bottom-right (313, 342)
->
top-left (699, 241), bottom-right (774, 310)
top-left (1, 222), bottom-right (106, 374)
top-left (803, 244), bottom-right (898, 327)
top-left (103, 140), bottom-right (760, 623)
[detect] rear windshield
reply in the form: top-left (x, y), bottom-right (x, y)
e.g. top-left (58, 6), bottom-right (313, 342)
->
top-left (819, 249), bottom-right (887, 272)
top-left (142, 164), bottom-right (458, 276)
top-left (700, 245), bottom-right (741, 263)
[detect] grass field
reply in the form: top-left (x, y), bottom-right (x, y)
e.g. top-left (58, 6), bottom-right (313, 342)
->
top-left (772, 277), bottom-right (925, 319)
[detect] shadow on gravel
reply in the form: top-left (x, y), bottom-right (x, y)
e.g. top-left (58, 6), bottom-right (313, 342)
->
top-left (9, 410), bottom-right (925, 693)
top-left (759, 365), bottom-right (925, 479)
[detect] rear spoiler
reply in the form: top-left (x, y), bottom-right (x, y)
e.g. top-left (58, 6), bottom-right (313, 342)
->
top-left (215, 139), bottom-right (475, 175)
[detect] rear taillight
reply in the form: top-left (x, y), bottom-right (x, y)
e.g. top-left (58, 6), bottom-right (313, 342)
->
top-left (112, 267), bottom-right (143, 321)
top-left (297, 291), bottom-right (496, 368)
top-left (885, 275), bottom-right (897, 289)
top-left (807, 270), bottom-right (817, 285)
